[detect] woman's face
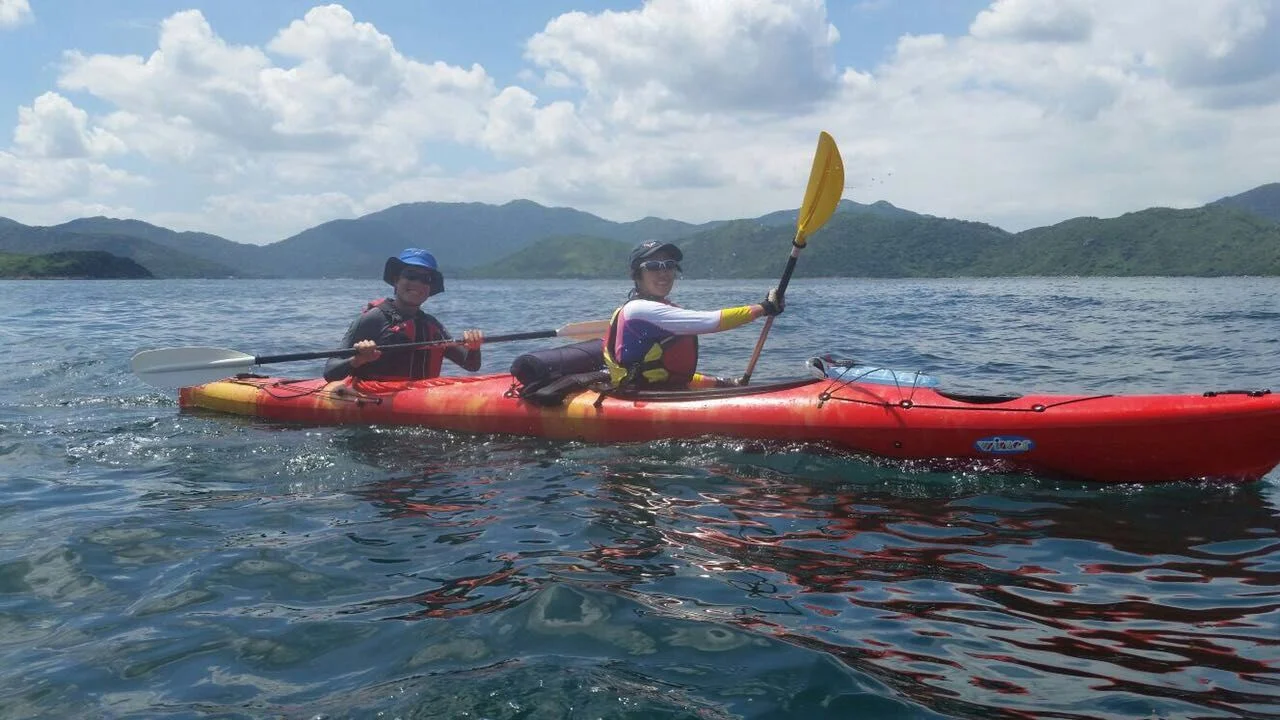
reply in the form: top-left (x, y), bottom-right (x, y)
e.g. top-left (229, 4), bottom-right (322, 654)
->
top-left (635, 250), bottom-right (680, 299)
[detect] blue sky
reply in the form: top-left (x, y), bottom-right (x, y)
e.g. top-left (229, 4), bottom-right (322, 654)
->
top-left (1, 0), bottom-right (1277, 244)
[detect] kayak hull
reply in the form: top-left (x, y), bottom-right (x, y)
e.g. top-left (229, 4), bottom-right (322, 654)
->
top-left (178, 373), bottom-right (1280, 485)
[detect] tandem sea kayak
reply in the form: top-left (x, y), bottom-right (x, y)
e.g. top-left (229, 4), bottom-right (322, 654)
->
top-left (177, 367), bottom-right (1280, 485)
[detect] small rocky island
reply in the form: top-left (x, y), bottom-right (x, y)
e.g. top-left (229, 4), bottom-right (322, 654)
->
top-left (0, 250), bottom-right (154, 279)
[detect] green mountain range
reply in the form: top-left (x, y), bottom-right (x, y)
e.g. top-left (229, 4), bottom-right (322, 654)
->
top-left (1, 185), bottom-right (1277, 279)
top-left (1210, 182), bottom-right (1280, 222)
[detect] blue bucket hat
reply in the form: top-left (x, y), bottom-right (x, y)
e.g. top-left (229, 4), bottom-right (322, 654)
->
top-left (383, 248), bottom-right (444, 295)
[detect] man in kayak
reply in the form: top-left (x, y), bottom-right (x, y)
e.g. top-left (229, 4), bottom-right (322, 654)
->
top-left (324, 248), bottom-right (484, 381)
top-left (603, 240), bottom-right (783, 389)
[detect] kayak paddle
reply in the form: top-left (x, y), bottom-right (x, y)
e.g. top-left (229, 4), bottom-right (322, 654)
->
top-left (132, 319), bottom-right (610, 388)
top-left (740, 131), bottom-right (844, 385)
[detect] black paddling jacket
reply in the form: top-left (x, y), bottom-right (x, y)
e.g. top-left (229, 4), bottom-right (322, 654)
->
top-left (323, 299), bottom-right (481, 381)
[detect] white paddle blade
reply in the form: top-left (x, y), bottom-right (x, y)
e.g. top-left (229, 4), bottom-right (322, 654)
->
top-left (131, 347), bottom-right (257, 388)
top-left (557, 319), bottom-right (610, 341)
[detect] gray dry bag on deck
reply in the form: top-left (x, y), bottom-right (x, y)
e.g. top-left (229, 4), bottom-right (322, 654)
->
top-left (510, 340), bottom-right (608, 406)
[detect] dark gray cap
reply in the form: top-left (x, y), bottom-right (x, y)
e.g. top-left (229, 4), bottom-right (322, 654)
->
top-left (628, 240), bottom-right (683, 269)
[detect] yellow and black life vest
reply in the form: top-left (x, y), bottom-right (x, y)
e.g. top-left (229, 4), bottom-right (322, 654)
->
top-left (602, 303), bottom-right (699, 389)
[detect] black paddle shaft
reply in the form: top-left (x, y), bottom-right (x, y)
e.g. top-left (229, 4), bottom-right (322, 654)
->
top-left (776, 254), bottom-right (801, 296)
top-left (253, 330), bottom-right (558, 365)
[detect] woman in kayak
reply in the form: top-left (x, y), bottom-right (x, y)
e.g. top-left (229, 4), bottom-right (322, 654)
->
top-left (324, 248), bottom-right (484, 381)
top-left (603, 240), bottom-right (783, 389)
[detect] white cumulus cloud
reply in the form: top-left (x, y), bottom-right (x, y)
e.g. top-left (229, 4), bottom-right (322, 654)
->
top-left (13, 92), bottom-right (126, 158)
top-left (57, 6), bottom-right (496, 172)
top-left (0, 0), bottom-right (32, 29)
top-left (971, 0), bottom-right (1094, 43)
top-left (0, 149), bottom-right (145, 203)
top-left (482, 87), bottom-right (593, 160)
top-left (525, 0), bottom-right (841, 119)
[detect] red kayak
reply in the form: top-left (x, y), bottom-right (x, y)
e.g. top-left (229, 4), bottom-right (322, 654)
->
top-left (177, 372), bottom-right (1280, 485)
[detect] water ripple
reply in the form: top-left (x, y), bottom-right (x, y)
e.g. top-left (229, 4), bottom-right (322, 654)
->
top-left (2, 278), bottom-right (1280, 718)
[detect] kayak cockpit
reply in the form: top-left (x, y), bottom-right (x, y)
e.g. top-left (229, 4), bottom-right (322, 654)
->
top-left (608, 377), bottom-right (821, 402)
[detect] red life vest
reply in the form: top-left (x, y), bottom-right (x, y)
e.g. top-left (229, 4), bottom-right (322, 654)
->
top-left (364, 299), bottom-right (446, 379)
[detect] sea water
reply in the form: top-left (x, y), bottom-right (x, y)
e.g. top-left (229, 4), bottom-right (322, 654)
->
top-left (1, 276), bottom-right (1278, 719)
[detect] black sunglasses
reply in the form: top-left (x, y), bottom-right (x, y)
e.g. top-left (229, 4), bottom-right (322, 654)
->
top-left (638, 259), bottom-right (681, 272)
top-left (400, 270), bottom-right (438, 284)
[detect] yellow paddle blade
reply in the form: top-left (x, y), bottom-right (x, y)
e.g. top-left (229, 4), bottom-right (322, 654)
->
top-left (794, 131), bottom-right (844, 247)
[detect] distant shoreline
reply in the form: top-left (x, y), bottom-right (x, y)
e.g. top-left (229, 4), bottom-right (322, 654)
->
top-left (0, 272), bottom-right (158, 280)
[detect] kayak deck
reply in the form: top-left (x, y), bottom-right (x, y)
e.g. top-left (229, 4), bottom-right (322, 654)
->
top-left (178, 373), bottom-right (1280, 485)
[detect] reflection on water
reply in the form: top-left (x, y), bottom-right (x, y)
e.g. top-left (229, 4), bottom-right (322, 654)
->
top-left (296, 431), bottom-right (1280, 718)
top-left (609, 466), bottom-right (1280, 718)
